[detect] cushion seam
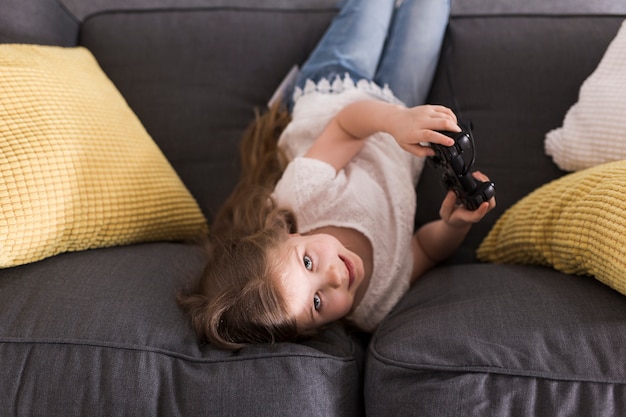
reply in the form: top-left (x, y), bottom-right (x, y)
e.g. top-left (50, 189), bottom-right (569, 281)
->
top-left (451, 13), bottom-right (626, 19)
top-left (81, 6), bottom-right (337, 25)
top-left (0, 337), bottom-right (358, 364)
top-left (368, 346), bottom-right (626, 385)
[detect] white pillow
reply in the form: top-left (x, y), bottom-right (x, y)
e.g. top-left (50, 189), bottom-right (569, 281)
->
top-left (545, 20), bottom-right (626, 171)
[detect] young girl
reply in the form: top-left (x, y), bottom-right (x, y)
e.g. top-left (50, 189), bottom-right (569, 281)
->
top-left (179, 0), bottom-right (496, 350)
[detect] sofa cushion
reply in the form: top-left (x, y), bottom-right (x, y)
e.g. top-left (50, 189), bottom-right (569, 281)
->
top-left (77, 2), bottom-right (338, 220)
top-left (0, 44), bottom-right (208, 268)
top-left (365, 264), bottom-right (626, 416)
top-left (0, 243), bottom-right (365, 416)
top-left (545, 20), bottom-right (626, 171)
top-left (419, 15), bottom-right (626, 263)
top-left (477, 159), bottom-right (626, 296)
top-left (0, 0), bottom-right (78, 45)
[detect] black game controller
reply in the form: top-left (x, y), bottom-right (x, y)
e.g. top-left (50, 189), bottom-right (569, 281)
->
top-left (429, 127), bottom-right (495, 210)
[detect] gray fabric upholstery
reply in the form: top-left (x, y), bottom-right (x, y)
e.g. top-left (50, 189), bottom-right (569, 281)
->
top-left (370, 2), bottom-right (626, 415)
top-left (1, 0), bottom-right (626, 414)
top-left (78, 4), bottom-right (337, 221)
top-left (0, 0), bottom-right (78, 45)
top-left (0, 243), bottom-right (364, 416)
top-left (417, 14), bottom-right (626, 263)
top-left (365, 265), bottom-right (626, 416)
top-left (0, 1), bottom-right (368, 415)
top-left (451, 0), bottom-right (626, 15)
top-left (61, 0), bottom-right (338, 21)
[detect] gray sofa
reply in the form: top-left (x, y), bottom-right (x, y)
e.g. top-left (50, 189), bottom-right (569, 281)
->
top-left (1, 0), bottom-right (625, 415)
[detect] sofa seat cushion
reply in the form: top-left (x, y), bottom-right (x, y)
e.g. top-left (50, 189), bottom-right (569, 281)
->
top-left (0, 243), bottom-right (365, 416)
top-left (365, 264), bottom-right (626, 416)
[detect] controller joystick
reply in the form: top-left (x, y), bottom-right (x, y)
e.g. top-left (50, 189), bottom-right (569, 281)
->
top-left (429, 127), bottom-right (495, 210)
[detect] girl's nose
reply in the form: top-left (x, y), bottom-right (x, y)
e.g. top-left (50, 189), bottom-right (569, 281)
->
top-left (325, 264), bottom-right (343, 288)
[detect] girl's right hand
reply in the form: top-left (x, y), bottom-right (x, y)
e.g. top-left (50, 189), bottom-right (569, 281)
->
top-left (386, 105), bottom-right (460, 158)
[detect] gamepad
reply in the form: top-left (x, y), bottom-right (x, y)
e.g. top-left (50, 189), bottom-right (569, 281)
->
top-left (429, 127), bottom-right (495, 210)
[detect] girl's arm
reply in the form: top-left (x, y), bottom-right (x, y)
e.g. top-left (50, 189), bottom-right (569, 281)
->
top-left (305, 99), bottom-right (460, 172)
top-left (410, 172), bottom-right (496, 283)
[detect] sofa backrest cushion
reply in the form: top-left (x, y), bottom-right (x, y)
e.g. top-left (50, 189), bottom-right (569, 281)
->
top-left (418, 6), bottom-right (626, 262)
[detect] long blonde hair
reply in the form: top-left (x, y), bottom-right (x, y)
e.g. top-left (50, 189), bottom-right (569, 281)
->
top-left (178, 103), bottom-right (300, 350)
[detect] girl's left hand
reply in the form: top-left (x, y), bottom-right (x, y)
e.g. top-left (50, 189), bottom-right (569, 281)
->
top-left (439, 171), bottom-right (496, 228)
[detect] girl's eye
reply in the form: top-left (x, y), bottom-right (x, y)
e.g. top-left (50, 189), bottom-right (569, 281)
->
top-left (303, 255), bottom-right (313, 271)
top-left (313, 294), bottom-right (322, 311)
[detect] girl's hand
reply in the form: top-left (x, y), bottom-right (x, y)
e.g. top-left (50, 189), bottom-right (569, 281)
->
top-left (439, 171), bottom-right (497, 228)
top-left (386, 105), bottom-right (461, 158)
top-left (306, 101), bottom-right (460, 172)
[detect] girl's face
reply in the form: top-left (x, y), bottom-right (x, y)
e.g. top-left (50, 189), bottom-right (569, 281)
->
top-left (274, 233), bottom-right (365, 332)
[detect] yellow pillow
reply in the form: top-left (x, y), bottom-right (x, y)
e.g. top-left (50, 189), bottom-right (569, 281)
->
top-left (477, 159), bottom-right (626, 296)
top-left (0, 44), bottom-right (208, 268)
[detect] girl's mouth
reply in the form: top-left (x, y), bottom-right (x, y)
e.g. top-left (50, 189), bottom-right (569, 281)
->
top-left (340, 255), bottom-right (355, 289)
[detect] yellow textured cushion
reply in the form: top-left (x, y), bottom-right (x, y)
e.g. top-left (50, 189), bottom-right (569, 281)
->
top-left (477, 159), bottom-right (626, 296)
top-left (0, 44), bottom-right (208, 268)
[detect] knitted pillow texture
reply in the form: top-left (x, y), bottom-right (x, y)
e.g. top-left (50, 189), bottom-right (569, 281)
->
top-left (477, 159), bottom-right (626, 296)
top-left (0, 44), bottom-right (208, 268)
top-left (544, 20), bottom-right (626, 171)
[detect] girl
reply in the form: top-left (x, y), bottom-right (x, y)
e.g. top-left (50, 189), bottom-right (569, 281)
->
top-left (179, 0), bottom-right (496, 350)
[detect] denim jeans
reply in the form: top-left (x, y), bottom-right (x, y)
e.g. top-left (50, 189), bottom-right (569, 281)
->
top-left (293, 0), bottom-right (450, 108)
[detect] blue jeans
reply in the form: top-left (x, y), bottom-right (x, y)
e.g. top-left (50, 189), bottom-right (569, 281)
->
top-left (292, 0), bottom-right (450, 108)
